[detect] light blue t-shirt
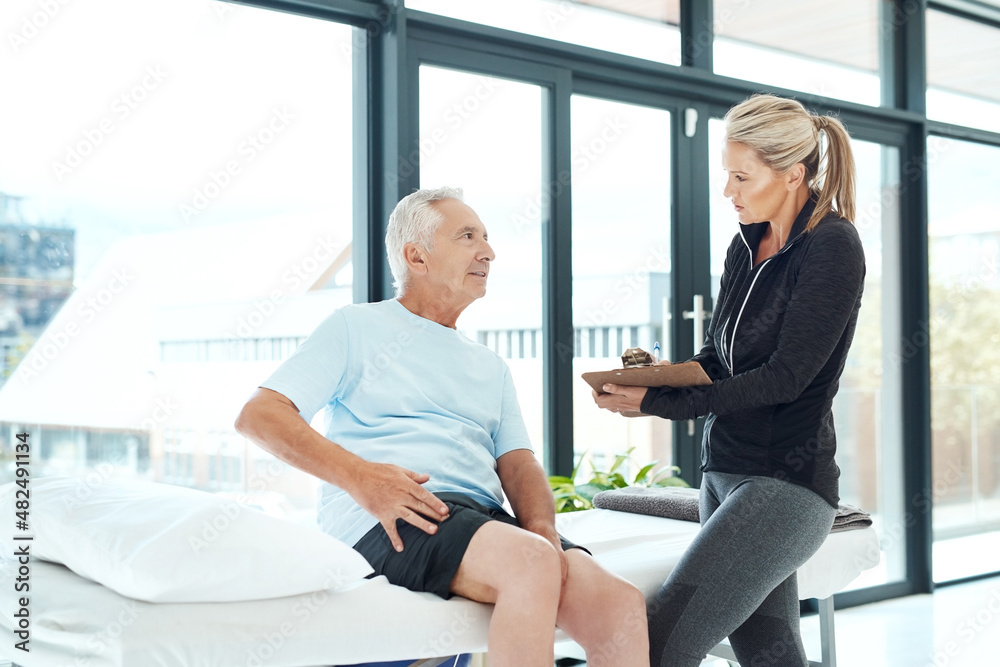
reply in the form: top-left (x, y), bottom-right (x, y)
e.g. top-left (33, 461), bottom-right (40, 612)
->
top-left (260, 299), bottom-right (533, 546)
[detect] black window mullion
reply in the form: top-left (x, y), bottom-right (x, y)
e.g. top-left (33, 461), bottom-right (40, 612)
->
top-left (671, 102), bottom-right (711, 488)
top-left (355, 3), bottom-right (418, 302)
top-left (899, 120), bottom-right (934, 597)
top-left (892, 0), bottom-right (934, 596)
top-left (542, 69), bottom-right (575, 477)
top-left (680, 0), bottom-right (713, 71)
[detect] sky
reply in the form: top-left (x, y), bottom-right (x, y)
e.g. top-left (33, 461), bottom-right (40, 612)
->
top-left (1, 0), bottom-right (996, 287)
top-left (1, 0), bottom-right (353, 278)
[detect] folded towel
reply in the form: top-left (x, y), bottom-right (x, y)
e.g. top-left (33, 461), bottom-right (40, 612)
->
top-left (592, 486), bottom-right (700, 523)
top-left (831, 503), bottom-right (873, 533)
top-left (592, 487), bottom-right (873, 534)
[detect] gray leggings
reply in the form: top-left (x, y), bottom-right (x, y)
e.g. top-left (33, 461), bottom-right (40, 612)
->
top-left (647, 471), bottom-right (836, 667)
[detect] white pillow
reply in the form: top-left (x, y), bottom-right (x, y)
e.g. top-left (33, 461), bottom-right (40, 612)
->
top-left (0, 476), bottom-right (372, 603)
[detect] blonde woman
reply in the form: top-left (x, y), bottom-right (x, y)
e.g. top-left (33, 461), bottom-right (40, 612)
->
top-left (596, 94), bottom-right (865, 666)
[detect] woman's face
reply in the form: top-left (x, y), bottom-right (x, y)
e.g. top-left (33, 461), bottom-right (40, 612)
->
top-left (721, 141), bottom-right (792, 225)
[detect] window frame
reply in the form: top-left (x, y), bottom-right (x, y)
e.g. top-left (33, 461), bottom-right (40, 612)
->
top-left (233, 0), bottom-right (1000, 605)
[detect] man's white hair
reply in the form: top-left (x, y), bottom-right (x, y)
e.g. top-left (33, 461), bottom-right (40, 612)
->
top-left (385, 186), bottom-right (464, 295)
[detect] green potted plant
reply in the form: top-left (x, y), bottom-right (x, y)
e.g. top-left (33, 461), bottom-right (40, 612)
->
top-left (548, 446), bottom-right (690, 513)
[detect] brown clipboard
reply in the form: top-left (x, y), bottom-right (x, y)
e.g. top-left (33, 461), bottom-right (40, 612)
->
top-left (582, 361), bottom-right (712, 395)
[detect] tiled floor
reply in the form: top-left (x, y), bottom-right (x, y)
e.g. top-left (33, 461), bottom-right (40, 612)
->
top-left (700, 575), bottom-right (1000, 667)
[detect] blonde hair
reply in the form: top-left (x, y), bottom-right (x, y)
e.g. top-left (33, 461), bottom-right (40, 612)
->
top-left (724, 94), bottom-right (856, 231)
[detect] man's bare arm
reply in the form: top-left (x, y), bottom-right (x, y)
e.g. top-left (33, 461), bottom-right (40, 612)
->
top-left (496, 448), bottom-right (568, 582)
top-left (234, 387), bottom-right (448, 550)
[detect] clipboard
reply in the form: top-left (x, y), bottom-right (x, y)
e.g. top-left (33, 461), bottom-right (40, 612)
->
top-left (582, 361), bottom-right (712, 395)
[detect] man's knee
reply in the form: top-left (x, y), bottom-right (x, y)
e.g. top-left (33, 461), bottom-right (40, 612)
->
top-left (483, 529), bottom-right (561, 590)
top-left (452, 523), bottom-right (562, 602)
top-left (509, 531), bottom-right (561, 575)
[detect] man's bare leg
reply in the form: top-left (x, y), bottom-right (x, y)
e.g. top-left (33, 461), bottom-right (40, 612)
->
top-left (450, 521), bottom-right (562, 667)
top-left (556, 548), bottom-right (649, 666)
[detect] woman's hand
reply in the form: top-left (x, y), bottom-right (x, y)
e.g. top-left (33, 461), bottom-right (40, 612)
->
top-left (592, 383), bottom-right (647, 415)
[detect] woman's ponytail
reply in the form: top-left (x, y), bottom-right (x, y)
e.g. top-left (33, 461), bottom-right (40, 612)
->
top-left (807, 114), bottom-right (856, 231)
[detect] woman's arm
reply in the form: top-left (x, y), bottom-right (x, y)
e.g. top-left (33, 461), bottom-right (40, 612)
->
top-left (642, 223), bottom-right (865, 420)
top-left (594, 236), bottom-right (740, 417)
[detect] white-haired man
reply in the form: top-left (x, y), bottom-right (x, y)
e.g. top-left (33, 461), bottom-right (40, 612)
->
top-left (235, 187), bottom-right (647, 666)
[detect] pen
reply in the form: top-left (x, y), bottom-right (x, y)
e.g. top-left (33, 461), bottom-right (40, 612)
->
top-left (653, 341), bottom-right (660, 362)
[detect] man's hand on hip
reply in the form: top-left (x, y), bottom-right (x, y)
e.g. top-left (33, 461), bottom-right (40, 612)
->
top-left (350, 461), bottom-right (450, 552)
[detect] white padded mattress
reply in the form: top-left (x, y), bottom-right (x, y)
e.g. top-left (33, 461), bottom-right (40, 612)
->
top-left (0, 509), bottom-right (879, 667)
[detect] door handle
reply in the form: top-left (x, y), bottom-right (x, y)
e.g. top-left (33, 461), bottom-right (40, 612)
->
top-left (682, 294), bottom-right (711, 356)
top-left (682, 294), bottom-right (711, 437)
top-left (660, 296), bottom-right (670, 363)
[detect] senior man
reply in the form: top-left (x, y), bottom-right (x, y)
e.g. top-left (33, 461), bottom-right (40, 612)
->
top-left (235, 187), bottom-right (647, 666)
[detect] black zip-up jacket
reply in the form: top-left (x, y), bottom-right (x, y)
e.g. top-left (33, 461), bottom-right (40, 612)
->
top-left (641, 199), bottom-right (865, 507)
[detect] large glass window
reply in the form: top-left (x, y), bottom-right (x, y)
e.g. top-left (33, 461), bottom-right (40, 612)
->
top-left (928, 137), bottom-right (1000, 582)
top-left (708, 120), bottom-right (906, 590)
top-left (570, 95), bottom-right (673, 478)
top-left (407, 0), bottom-right (682, 66)
top-left (417, 65), bottom-right (546, 460)
top-left (926, 9), bottom-right (1000, 134)
top-left (833, 139), bottom-right (905, 590)
top-left (712, 0), bottom-right (881, 107)
top-left (0, 0), bottom-right (354, 523)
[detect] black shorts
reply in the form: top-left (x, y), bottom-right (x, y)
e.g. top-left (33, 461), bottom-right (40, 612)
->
top-left (352, 492), bottom-right (586, 599)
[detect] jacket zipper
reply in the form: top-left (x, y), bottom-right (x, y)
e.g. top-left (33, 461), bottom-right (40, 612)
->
top-left (709, 221), bottom-right (806, 461)
top-left (726, 228), bottom-right (802, 377)
top-left (704, 415), bottom-right (714, 466)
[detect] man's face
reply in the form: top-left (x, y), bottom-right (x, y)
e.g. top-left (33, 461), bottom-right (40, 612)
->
top-left (422, 198), bottom-right (495, 306)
